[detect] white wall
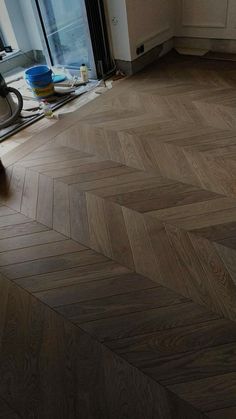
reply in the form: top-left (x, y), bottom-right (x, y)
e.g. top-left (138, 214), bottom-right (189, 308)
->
top-left (106, 0), bottom-right (236, 62)
top-left (0, 0), bottom-right (18, 49)
top-left (3, 0), bottom-right (31, 51)
top-left (19, 0), bottom-right (43, 51)
top-left (125, 0), bottom-right (175, 60)
top-left (105, 0), bottom-right (131, 61)
top-left (1, 0), bottom-right (43, 52)
top-left (176, 0), bottom-right (236, 40)
top-left (105, 0), bottom-right (175, 61)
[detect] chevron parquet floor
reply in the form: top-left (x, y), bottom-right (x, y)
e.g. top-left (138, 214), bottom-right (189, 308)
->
top-left (1, 52), bottom-right (236, 417)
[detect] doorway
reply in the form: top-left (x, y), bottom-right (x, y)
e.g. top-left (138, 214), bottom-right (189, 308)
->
top-left (34, 0), bottom-right (113, 79)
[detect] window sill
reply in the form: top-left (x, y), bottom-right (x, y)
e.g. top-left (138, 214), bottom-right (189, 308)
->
top-left (0, 49), bottom-right (21, 62)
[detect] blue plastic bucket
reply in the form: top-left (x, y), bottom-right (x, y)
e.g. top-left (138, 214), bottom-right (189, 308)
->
top-left (25, 65), bottom-right (54, 99)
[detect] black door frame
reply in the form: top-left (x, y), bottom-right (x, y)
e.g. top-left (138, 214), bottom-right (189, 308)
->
top-left (85, 0), bottom-right (113, 78)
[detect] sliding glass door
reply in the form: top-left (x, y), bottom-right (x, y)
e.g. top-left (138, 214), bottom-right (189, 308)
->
top-left (35, 0), bottom-right (113, 79)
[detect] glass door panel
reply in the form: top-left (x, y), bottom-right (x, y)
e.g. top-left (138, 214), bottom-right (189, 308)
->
top-left (36, 0), bottom-right (96, 77)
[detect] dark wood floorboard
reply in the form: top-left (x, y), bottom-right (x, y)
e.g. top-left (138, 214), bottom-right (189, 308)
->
top-left (168, 373), bottom-right (236, 412)
top-left (207, 406), bottom-right (236, 418)
top-left (14, 260), bottom-right (130, 292)
top-left (80, 302), bottom-right (220, 342)
top-left (56, 286), bottom-right (188, 324)
top-left (0, 397), bottom-right (21, 419)
top-left (108, 318), bottom-right (236, 354)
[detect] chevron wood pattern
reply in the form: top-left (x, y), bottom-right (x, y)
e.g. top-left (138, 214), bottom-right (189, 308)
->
top-left (1, 272), bottom-right (206, 419)
top-left (8, 147), bottom-right (236, 322)
top-left (1, 209), bottom-right (236, 417)
top-left (0, 211), bottom-right (211, 419)
top-left (2, 52), bottom-right (236, 417)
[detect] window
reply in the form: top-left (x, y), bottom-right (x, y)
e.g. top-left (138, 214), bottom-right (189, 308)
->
top-left (0, 0), bottom-right (18, 51)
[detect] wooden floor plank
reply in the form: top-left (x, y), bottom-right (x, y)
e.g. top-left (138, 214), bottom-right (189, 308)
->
top-left (207, 406), bottom-right (236, 418)
top-left (56, 286), bottom-right (187, 324)
top-left (0, 214), bottom-right (32, 228)
top-left (14, 259), bottom-right (129, 293)
top-left (36, 174), bottom-right (54, 227)
top-left (0, 207), bottom-right (16, 217)
top-left (53, 181), bottom-right (71, 236)
top-left (0, 221), bottom-right (49, 239)
top-left (30, 155), bottom-right (101, 175)
top-left (0, 250), bottom-right (98, 279)
top-left (18, 149), bottom-right (89, 168)
top-left (80, 301), bottom-right (220, 342)
top-left (20, 169), bottom-right (39, 219)
top-left (128, 341), bottom-right (236, 386)
top-left (168, 372), bottom-right (236, 412)
top-left (0, 240), bottom-right (84, 266)
top-left (0, 230), bottom-right (66, 252)
top-left (108, 318), bottom-right (236, 358)
top-left (34, 273), bottom-right (158, 307)
top-left (0, 397), bottom-right (20, 419)
top-left (6, 165), bottom-right (25, 212)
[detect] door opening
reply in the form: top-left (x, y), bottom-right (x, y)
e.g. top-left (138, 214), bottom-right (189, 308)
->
top-left (34, 0), bottom-right (113, 79)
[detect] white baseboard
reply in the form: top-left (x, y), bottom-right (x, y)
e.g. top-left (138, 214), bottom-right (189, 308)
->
top-left (174, 37), bottom-right (236, 54)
